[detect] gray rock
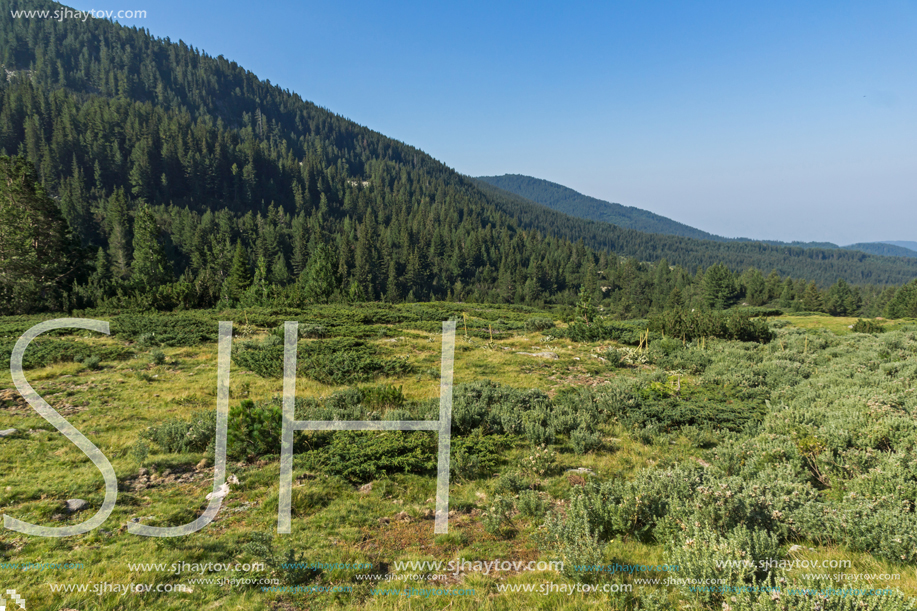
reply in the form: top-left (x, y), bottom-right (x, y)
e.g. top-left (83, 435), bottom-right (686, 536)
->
top-left (65, 499), bottom-right (89, 513)
top-left (515, 351), bottom-right (559, 360)
top-left (0, 428), bottom-right (18, 437)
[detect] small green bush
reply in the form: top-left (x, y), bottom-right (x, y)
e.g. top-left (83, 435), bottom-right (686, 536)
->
top-left (558, 319), bottom-right (655, 344)
top-left (451, 430), bottom-right (506, 480)
top-left (309, 430), bottom-right (436, 483)
top-left (143, 410), bottom-right (217, 454)
top-left (495, 471), bottom-right (530, 494)
top-left (227, 399), bottom-right (283, 460)
top-left (148, 349), bottom-right (166, 366)
top-left (359, 384), bottom-right (406, 410)
top-left (482, 495), bottom-right (515, 537)
top-left (524, 317), bottom-right (555, 332)
top-left (516, 490), bottom-right (546, 518)
top-left (851, 318), bottom-right (884, 333)
top-left (542, 496), bottom-right (604, 582)
top-left (571, 424), bottom-right (602, 455)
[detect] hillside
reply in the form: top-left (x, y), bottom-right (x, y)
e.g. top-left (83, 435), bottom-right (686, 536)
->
top-left (478, 175), bottom-right (917, 261)
top-left (883, 241), bottom-right (917, 253)
top-left (2, 0), bottom-right (917, 322)
top-left (474, 181), bottom-right (917, 287)
top-left (476, 174), bottom-right (727, 241)
top-left (3, 308), bottom-right (917, 609)
top-left (843, 242), bottom-right (917, 258)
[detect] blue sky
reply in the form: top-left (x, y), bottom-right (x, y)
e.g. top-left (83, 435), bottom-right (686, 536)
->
top-left (74, 0), bottom-right (916, 244)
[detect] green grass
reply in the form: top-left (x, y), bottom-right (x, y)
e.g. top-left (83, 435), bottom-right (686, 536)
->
top-left (1, 305), bottom-right (916, 610)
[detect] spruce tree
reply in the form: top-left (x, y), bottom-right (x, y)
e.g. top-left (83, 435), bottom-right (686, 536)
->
top-left (802, 281), bottom-right (825, 312)
top-left (225, 241), bottom-right (252, 302)
top-left (0, 155), bottom-right (78, 314)
top-left (299, 243), bottom-right (336, 303)
top-left (107, 188), bottom-right (132, 281)
top-left (703, 263), bottom-right (737, 310)
top-left (825, 279), bottom-right (860, 316)
top-left (779, 280), bottom-right (796, 310)
top-left (131, 204), bottom-right (173, 289)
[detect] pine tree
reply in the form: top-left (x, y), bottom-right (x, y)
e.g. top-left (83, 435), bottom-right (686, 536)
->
top-left (243, 255), bottom-right (269, 305)
top-left (825, 279), bottom-right (860, 316)
top-left (224, 241), bottom-right (252, 302)
top-left (802, 281), bottom-right (825, 312)
top-left (779, 280), bottom-right (796, 310)
top-left (575, 285), bottom-right (597, 323)
top-left (0, 155), bottom-right (78, 314)
top-left (299, 242), bottom-right (336, 303)
top-left (765, 270), bottom-right (783, 302)
top-left (742, 268), bottom-right (767, 306)
top-left (131, 204), bottom-right (173, 289)
top-left (88, 247), bottom-right (111, 301)
top-left (385, 260), bottom-right (401, 302)
top-left (270, 252), bottom-right (290, 285)
top-left (885, 280), bottom-right (917, 318)
top-left (703, 263), bottom-right (737, 310)
top-left (666, 287), bottom-right (685, 310)
top-left (107, 188), bottom-right (132, 281)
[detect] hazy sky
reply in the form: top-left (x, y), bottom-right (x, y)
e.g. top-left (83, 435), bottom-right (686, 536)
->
top-left (74, 0), bottom-right (916, 245)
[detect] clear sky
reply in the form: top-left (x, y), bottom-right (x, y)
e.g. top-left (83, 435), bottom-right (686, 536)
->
top-left (73, 0), bottom-right (916, 245)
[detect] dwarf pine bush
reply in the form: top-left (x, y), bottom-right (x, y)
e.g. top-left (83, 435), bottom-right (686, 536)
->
top-left (543, 324), bottom-right (917, 595)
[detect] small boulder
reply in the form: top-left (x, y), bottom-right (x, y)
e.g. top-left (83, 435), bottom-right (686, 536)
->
top-left (65, 499), bottom-right (89, 513)
top-left (359, 482), bottom-right (373, 494)
top-left (0, 428), bottom-right (18, 437)
top-left (206, 482), bottom-right (230, 501)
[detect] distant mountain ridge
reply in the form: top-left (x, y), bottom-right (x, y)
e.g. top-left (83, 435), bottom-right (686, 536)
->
top-left (845, 243), bottom-right (917, 259)
top-left (476, 174), bottom-right (728, 242)
top-left (883, 241), bottom-right (917, 254)
top-left (477, 174), bottom-right (916, 259)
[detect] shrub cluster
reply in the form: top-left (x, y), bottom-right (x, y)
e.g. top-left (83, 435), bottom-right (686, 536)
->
top-left (557, 319), bottom-right (655, 344)
top-left (114, 312), bottom-right (218, 346)
top-left (0, 337), bottom-right (133, 369)
top-left (542, 324), bottom-right (917, 602)
top-left (451, 380), bottom-right (602, 447)
top-left (232, 336), bottom-right (412, 384)
top-left (650, 308), bottom-right (774, 343)
top-left (851, 318), bottom-right (885, 333)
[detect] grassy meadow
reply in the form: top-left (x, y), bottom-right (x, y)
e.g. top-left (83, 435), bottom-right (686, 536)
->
top-left (0, 304), bottom-right (916, 610)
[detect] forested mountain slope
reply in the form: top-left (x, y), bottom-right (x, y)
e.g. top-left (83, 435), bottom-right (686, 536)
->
top-left (474, 181), bottom-right (917, 286)
top-left (843, 242), bottom-right (917, 258)
top-left (882, 241), bottom-right (917, 254)
top-left (479, 175), bottom-right (917, 261)
top-left (1, 0), bottom-right (916, 319)
top-left (476, 174), bottom-right (726, 241)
